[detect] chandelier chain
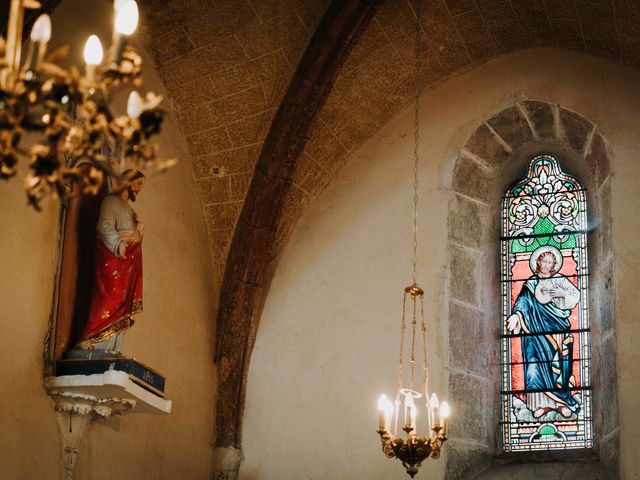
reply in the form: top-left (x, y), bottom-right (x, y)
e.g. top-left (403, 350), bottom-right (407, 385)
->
top-left (411, 0), bottom-right (422, 285)
top-left (377, 2), bottom-right (448, 475)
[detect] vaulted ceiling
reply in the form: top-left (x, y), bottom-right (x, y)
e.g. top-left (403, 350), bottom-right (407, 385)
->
top-left (136, 0), bottom-right (640, 279)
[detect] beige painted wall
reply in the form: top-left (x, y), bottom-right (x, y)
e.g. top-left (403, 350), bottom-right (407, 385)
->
top-left (0, 1), bottom-right (217, 478)
top-left (243, 48), bottom-right (640, 479)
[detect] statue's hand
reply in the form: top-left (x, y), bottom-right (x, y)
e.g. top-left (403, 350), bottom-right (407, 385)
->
top-left (117, 241), bottom-right (127, 258)
top-left (547, 288), bottom-right (564, 298)
top-left (507, 314), bottom-right (522, 334)
top-left (136, 221), bottom-right (144, 240)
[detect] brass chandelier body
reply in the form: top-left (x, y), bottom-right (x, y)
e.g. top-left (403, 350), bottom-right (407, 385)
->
top-left (376, 0), bottom-right (449, 476)
top-left (0, 0), bottom-right (174, 209)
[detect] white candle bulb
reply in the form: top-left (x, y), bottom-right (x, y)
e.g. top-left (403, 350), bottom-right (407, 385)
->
top-left (30, 14), bottom-right (51, 42)
top-left (441, 401), bottom-right (450, 437)
top-left (404, 394), bottom-right (411, 428)
top-left (83, 35), bottom-right (104, 65)
top-left (22, 14), bottom-right (52, 74)
top-left (115, 0), bottom-right (139, 35)
top-left (409, 397), bottom-right (417, 433)
top-left (378, 394), bottom-right (388, 431)
top-left (114, 0), bottom-right (128, 12)
top-left (430, 393), bottom-right (441, 429)
top-left (394, 398), bottom-right (401, 436)
top-left (383, 398), bottom-right (394, 433)
top-left (127, 91), bottom-right (144, 119)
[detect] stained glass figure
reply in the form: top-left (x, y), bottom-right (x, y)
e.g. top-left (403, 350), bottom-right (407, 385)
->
top-left (501, 154), bottom-right (592, 452)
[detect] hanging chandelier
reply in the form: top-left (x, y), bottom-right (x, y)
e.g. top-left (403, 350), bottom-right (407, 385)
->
top-left (375, 1), bottom-right (449, 477)
top-left (0, 0), bottom-right (174, 209)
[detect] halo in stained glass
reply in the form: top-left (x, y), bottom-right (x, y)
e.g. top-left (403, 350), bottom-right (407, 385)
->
top-left (500, 154), bottom-right (592, 452)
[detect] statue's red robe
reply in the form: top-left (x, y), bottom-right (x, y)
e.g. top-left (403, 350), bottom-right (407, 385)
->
top-left (80, 240), bottom-right (142, 345)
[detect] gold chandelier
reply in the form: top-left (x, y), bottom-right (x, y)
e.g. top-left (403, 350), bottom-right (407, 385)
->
top-left (376, 1), bottom-right (449, 476)
top-left (0, 0), bottom-right (174, 209)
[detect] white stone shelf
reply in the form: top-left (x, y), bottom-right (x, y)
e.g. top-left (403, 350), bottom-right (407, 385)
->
top-left (45, 370), bottom-right (172, 415)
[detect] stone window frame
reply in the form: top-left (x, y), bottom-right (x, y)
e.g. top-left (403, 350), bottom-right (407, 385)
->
top-left (444, 101), bottom-right (618, 479)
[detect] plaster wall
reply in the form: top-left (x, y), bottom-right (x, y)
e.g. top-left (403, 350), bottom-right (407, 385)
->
top-left (0, 1), bottom-right (217, 478)
top-left (243, 49), bottom-right (640, 479)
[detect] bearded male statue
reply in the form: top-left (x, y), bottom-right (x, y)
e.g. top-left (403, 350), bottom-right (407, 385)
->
top-left (74, 169), bottom-right (146, 356)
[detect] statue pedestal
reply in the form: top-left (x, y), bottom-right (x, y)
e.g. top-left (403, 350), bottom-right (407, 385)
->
top-left (45, 359), bottom-right (172, 479)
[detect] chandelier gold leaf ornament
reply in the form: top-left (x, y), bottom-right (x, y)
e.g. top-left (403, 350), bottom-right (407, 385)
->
top-left (376, 1), bottom-right (449, 476)
top-left (0, 0), bottom-right (175, 210)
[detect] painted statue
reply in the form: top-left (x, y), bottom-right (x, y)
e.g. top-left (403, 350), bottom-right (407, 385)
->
top-left (506, 245), bottom-right (580, 419)
top-left (76, 170), bottom-right (145, 354)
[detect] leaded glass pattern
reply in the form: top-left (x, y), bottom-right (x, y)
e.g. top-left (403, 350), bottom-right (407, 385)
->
top-left (501, 154), bottom-right (593, 452)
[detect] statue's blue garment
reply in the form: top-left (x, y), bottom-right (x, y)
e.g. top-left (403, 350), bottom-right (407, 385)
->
top-left (513, 278), bottom-right (578, 409)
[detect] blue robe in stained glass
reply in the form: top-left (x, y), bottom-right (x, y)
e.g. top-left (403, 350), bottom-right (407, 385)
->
top-left (512, 276), bottom-right (580, 412)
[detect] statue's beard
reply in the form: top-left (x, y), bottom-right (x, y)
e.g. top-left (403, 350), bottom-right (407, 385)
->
top-left (127, 186), bottom-right (137, 202)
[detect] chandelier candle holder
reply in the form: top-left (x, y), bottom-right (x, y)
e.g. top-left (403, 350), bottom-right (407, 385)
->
top-left (0, 0), bottom-right (175, 210)
top-left (375, 1), bottom-right (449, 477)
top-left (376, 284), bottom-right (450, 478)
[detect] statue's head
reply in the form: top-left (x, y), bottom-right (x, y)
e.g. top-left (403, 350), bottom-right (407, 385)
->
top-left (535, 251), bottom-right (558, 276)
top-left (122, 169), bottom-right (145, 202)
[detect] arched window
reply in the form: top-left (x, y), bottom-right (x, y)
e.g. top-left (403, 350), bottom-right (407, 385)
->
top-left (501, 153), bottom-right (592, 452)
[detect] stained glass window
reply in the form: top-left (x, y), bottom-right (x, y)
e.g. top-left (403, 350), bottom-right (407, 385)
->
top-left (501, 154), bottom-right (592, 452)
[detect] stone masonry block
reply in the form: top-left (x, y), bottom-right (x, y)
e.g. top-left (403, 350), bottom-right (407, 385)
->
top-left (521, 100), bottom-right (555, 140)
top-left (451, 154), bottom-right (492, 203)
top-left (464, 123), bottom-right (510, 166)
top-left (487, 106), bottom-right (534, 150)
top-left (449, 372), bottom-right (490, 442)
top-left (448, 194), bottom-right (486, 248)
top-left (599, 335), bottom-right (619, 434)
top-left (449, 245), bottom-right (480, 306)
top-left (446, 441), bottom-right (491, 480)
top-left (449, 301), bottom-right (487, 373)
top-left (560, 107), bottom-right (593, 154)
top-left (599, 256), bottom-right (615, 333)
top-left (586, 131), bottom-right (610, 191)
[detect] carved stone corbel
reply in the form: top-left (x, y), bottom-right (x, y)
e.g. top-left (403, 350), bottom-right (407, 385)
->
top-left (49, 391), bottom-right (136, 480)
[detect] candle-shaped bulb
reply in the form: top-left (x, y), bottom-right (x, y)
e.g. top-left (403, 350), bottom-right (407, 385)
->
top-left (114, 0), bottom-right (128, 12)
top-left (404, 394), bottom-right (411, 427)
top-left (115, 0), bottom-right (139, 35)
top-left (440, 401), bottom-right (450, 437)
top-left (383, 397), bottom-right (394, 433)
top-left (430, 393), bottom-right (441, 429)
top-left (84, 35), bottom-right (104, 65)
top-left (127, 90), bottom-right (144, 119)
top-left (30, 14), bottom-right (51, 42)
top-left (23, 14), bottom-right (52, 75)
top-left (378, 394), bottom-right (388, 431)
top-left (409, 396), bottom-right (417, 433)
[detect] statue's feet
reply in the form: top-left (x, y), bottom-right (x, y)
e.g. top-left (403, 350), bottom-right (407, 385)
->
top-left (75, 340), bottom-right (93, 350)
top-left (558, 406), bottom-right (573, 418)
top-left (533, 407), bottom-right (551, 418)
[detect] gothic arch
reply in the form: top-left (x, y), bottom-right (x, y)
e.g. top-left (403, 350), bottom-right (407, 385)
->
top-left (445, 101), bottom-right (618, 478)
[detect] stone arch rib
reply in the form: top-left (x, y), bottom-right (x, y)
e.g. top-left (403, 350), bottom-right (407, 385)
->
top-left (213, 0), bottom-right (384, 454)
